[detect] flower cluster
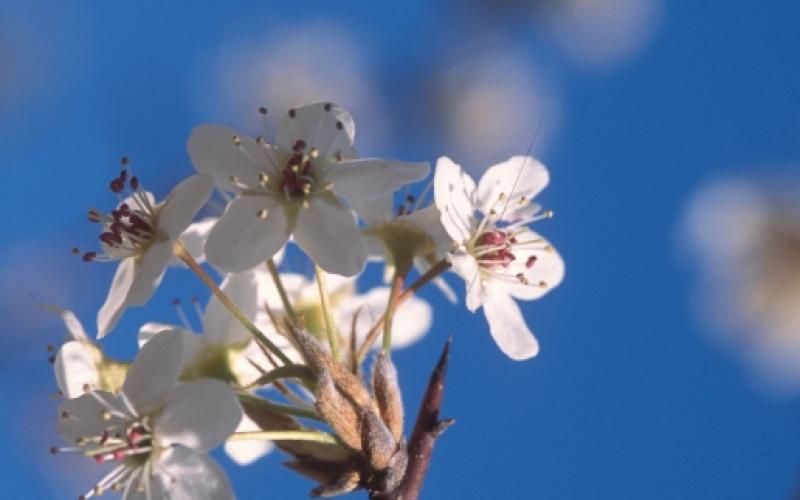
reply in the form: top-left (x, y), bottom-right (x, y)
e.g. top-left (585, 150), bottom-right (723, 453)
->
top-left (48, 102), bottom-right (564, 499)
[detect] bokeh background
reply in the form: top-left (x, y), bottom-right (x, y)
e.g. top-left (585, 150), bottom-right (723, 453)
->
top-left (2, 1), bottom-right (800, 498)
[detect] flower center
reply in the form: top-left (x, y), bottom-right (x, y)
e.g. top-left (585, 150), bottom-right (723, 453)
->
top-left (80, 160), bottom-right (163, 263)
top-left (474, 230), bottom-right (519, 268)
top-left (278, 139), bottom-right (317, 201)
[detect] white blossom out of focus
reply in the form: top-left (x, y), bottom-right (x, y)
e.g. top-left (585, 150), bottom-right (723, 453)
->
top-left (431, 48), bottom-right (561, 176)
top-left (685, 177), bottom-right (800, 394)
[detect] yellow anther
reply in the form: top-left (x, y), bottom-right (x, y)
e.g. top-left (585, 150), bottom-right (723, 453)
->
top-left (257, 208), bottom-right (269, 219)
top-left (538, 281), bottom-right (548, 289)
top-left (302, 184), bottom-right (312, 194)
top-left (101, 410), bottom-right (112, 421)
top-left (301, 200), bottom-right (310, 209)
top-left (543, 209), bottom-right (554, 219)
top-left (259, 173), bottom-right (269, 185)
top-left (309, 148), bottom-right (319, 159)
top-left (516, 273), bottom-right (529, 285)
top-left (323, 181), bottom-right (334, 191)
top-left (498, 192), bottom-right (507, 201)
top-left (232, 135), bottom-right (242, 146)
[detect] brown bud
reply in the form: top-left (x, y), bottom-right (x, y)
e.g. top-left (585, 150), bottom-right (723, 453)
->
top-left (316, 368), bottom-right (362, 451)
top-left (383, 445), bottom-right (409, 493)
top-left (295, 327), bottom-right (374, 409)
top-left (310, 468), bottom-right (361, 498)
top-left (361, 407), bottom-right (396, 470)
top-left (372, 352), bottom-right (404, 443)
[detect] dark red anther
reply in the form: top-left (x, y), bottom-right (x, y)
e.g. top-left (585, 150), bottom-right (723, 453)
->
top-left (336, 120), bottom-right (343, 130)
top-left (87, 209), bottom-right (101, 222)
top-left (129, 176), bottom-right (139, 190)
top-left (128, 429), bottom-right (143, 446)
top-left (110, 178), bottom-right (125, 193)
top-left (100, 431), bottom-right (109, 445)
top-left (118, 203), bottom-right (130, 215)
top-left (119, 170), bottom-right (129, 182)
top-left (94, 454), bottom-right (106, 464)
top-left (323, 103), bottom-right (332, 112)
top-left (292, 139), bottom-right (306, 152)
top-left (113, 450), bottom-right (126, 461)
top-left (526, 255), bottom-right (538, 268)
top-left (48, 355), bottom-right (56, 364)
top-left (128, 214), bottom-right (152, 233)
top-left (70, 247), bottom-right (80, 255)
top-left (82, 251), bottom-right (97, 262)
top-left (288, 108), bottom-right (297, 118)
top-left (100, 232), bottom-right (122, 247)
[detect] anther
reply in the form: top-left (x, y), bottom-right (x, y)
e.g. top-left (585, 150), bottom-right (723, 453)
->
top-left (110, 178), bottom-right (125, 194)
top-left (538, 281), bottom-right (548, 288)
top-left (516, 273), bottom-right (529, 285)
top-left (50, 446), bottom-right (59, 454)
top-left (323, 181), bottom-right (334, 191)
top-left (46, 344), bottom-right (55, 353)
top-left (257, 208), bottom-right (269, 219)
top-left (301, 183), bottom-right (312, 194)
top-left (543, 209), bottom-right (554, 219)
top-left (61, 411), bottom-right (70, 419)
top-left (526, 255), bottom-right (538, 268)
top-left (48, 355), bottom-right (56, 364)
top-left (82, 251), bottom-right (97, 262)
top-left (233, 135), bottom-right (242, 146)
top-left (71, 247), bottom-right (81, 255)
top-left (129, 176), bottom-right (139, 190)
top-left (498, 192), bottom-right (507, 201)
top-left (101, 410), bottom-right (113, 421)
top-left (288, 108), bottom-right (297, 118)
top-left (336, 120), bottom-right (343, 130)
top-left (120, 157), bottom-right (130, 166)
top-left (259, 173), bottom-right (269, 186)
top-left (301, 199), bottom-right (310, 209)
top-left (309, 148), bottom-right (319, 159)
top-left (324, 103), bottom-right (332, 112)
top-left (258, 106), bottom-right (268, 115)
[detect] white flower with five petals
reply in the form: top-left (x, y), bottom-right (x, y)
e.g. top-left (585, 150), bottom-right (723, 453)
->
top-left (56, 331), bottom-right (241, 499)
top-left (87, 172), bottom-right (214, 338)
top-left (188, 102), bottom-right (429, 276)
top-left (434, 156), bottom-right (564, 360)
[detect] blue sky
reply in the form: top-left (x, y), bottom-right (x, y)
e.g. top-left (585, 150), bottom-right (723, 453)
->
top-left (1, 1), bottom-right (799, 498)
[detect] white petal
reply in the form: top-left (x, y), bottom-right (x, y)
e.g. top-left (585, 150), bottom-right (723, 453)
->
top-left (205, 194), bottom-right (289, 273)
top-left (277, 102), bottom-right (355, 158)
top-left (150, 446), bottom-right (234, 500)
top-left (122, 331), bottom-right (184, 415)
top-left (482, 291), bottom-right (539, 360)
top-left (433, 156), bottom-right (477, 243)
top-left (97, 257), bottom-right (136, 339)
top-left (57, 391), bottom-right (127, 444)
top-left (188, 123), bottom-right (281, 192)
top-left (343, 288), bottom-right (431, 350)
top-left (158, 174), bottom-right (215, 238)
top-left (351, 196), bottom-right (395, 226)
top-left (501, 234), bottom-right (565, 301)
top-left (125, 241), bottom-right (173, 305)
top-left (203, 270), bottom-right (263, 345)
top-left (55, 341), bottom-right (100, 398)
top-left (224, 414), bottom-right (274, 466)
top-left (476, 156), bottom-right (549, 222)
top-left (41, 304), bottom-right (89, 341)
top-left (328, 159), bottom-right (430, 204)
top-left (293, 196), bottom-right (367, 276)
top-left (155, 379), bottom-right (242, 452)
top-left (171, 217), bottom-right (217, 266)
top-left (137, 322), bottom-right (179, 347)
top-left (447, 250), bottom-right (485, 312)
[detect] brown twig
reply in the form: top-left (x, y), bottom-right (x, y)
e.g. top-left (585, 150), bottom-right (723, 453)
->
top-left (377, 337), bottom-right (454, 500)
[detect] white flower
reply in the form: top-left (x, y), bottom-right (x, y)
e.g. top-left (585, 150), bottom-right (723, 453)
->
top-left (56, 331), bottom-right (241, 499)
top-left (42, 304), bottom-right (128, 399)
top-left (86, 171), bottom-right (214, 339)
top-left (433, 156), bottom-right (564, 360)
top-left (188, 102), bottom-right (430, 276)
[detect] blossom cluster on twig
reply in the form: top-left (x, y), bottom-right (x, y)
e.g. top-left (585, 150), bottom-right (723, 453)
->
top-left (48, 102), bottom-right (564, 499)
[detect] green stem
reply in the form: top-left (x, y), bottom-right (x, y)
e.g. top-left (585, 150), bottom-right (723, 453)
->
top-left (172, 240), bottom-right (292, 365)
top-left (314, 265), bottom-right (340, 360)
top-left (246, 364), bottom-right (316, 390)
top-left (267, 258), bottom-right (298, 323)
top-left (228, 430), bottom-right (337, 444)
top-left (356, 259), bottom-right (452, 364)
top-left (382, 269), bottom-right (406, 352)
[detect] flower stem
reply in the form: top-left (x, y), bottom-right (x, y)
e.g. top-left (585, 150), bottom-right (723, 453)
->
top-left (228, 430), bottom-right (337, 444)
top-left (314, 265), bottom-right (340, 360)
top-left (356, 259), bottom-right (451, 364)
top-left (172, 240), bottom-right (292, 365)
top-left (382, 269), bottom-right (406, 352)
top-left (267, 258), bottom-right (297, 324)
top-left (239, 393), bottom-right (323, 421)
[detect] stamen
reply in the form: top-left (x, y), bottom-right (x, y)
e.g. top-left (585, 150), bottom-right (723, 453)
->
top-left (257, 208), bottom-right (269, 219)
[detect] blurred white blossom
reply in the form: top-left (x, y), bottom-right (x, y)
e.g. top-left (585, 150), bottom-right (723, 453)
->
top-left (431, 49), bottom-right (560, 175)
top-left (534, 0), bottom-right (663, 70)
top-left (685, 177), bottom-right (800, 394)
top-left (198, 22), bottom-right (390, 152)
